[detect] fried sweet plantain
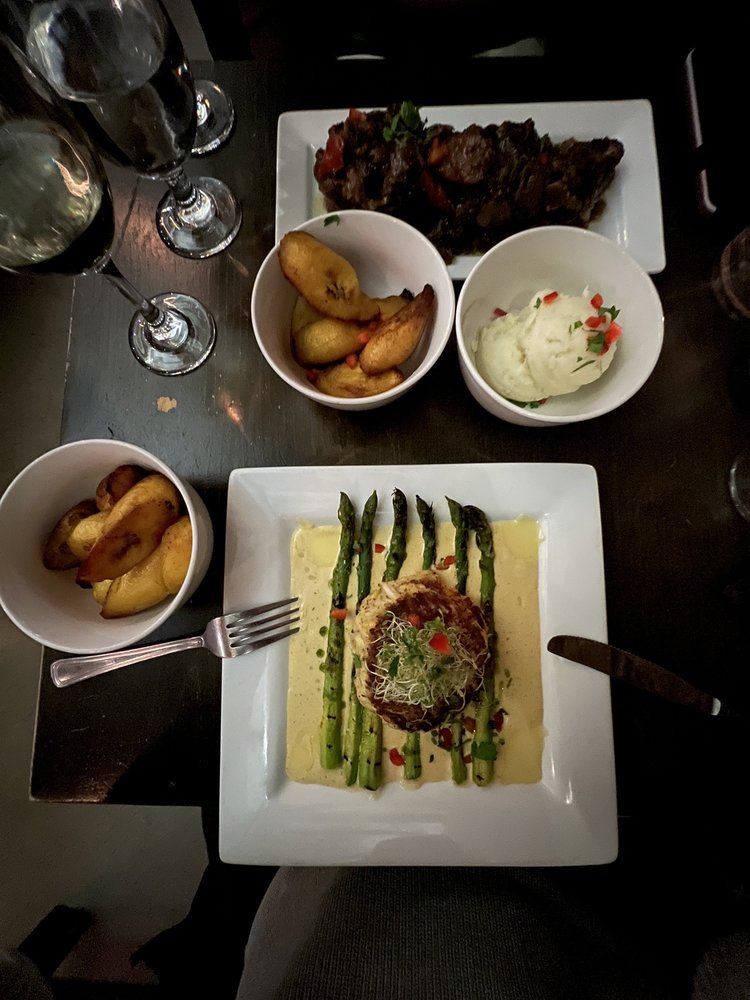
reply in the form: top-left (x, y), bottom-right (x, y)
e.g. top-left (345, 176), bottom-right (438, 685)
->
top-left (316, 362), bottom-right (404, 398)
top-left (42, 499), bottom-right (99, 570)
top-left (76, 473), bottom-right (180, 585)
top-left (66, 510), bottom-right (110, 562)
top-left (278, 231), bottom-right (379, 321)
top-left (95, 464), bottom-right (145, 512)
top-left (359, 284), bottom-right (435, 375)
top-left (293, 316), bottom-right (364, 366)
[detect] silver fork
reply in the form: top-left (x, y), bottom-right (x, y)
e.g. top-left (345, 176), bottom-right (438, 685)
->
top-left (50, 597), bottom-right (300, 688)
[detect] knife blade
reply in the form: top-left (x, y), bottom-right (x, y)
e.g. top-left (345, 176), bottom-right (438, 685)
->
top-left (547, 635), bottom-right (740, 720)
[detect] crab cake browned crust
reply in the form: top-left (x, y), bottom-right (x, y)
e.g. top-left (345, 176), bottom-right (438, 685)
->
top-left (354, 571), bottom-right (489, 732)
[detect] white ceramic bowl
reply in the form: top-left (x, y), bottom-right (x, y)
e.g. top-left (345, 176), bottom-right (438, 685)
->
top-left (0, 439), bottom-right (214, 654)
top-left (456, 226), bottom-right (664, 427)
top-left (251, 209), bottom-right (456, 411)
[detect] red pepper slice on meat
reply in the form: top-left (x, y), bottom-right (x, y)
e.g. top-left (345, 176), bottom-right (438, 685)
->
top-left (419, 170), bottom-right (451, 211)
top-left (315, 131), bottom-right (345, 180)
top-left (406, 613), bottom-right (423, 629)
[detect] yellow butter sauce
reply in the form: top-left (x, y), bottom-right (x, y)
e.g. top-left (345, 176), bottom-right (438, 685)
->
top-left (287, 518), bottom-right (543, 789)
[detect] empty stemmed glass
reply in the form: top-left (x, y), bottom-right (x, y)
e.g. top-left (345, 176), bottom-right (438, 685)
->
top-left (19, 0), bottom-right (242, 259)
top-left (192, 79), bottom-right (235, 156)
top-left (0, 35), bottom-right (216, 374)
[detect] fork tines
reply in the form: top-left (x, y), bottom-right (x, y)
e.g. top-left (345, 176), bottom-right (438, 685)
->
top-left (226, 597), bottom-right (300, 654)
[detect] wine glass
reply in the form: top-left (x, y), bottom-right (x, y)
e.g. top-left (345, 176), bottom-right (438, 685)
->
top-left (19, 0), bottom-right (242, 259)
top-left (192, 79), bottom-right (235, 157)
top-left (0, 36), bottom-right (215, 374)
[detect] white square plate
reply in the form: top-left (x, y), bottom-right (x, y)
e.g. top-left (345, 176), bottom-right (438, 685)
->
top-left (275, 101), bottom-right (665, 279)
top-left (219, 463), bottom-right (617, 866)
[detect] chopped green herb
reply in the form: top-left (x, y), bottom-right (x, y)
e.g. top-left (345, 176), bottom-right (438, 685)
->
top-left (316, 648), bottom-right (325, 657)
top-left (572, 359), bottom-right (596, 373)
top-left (323, 214), bottom-right (340, 226)
top-left (319, 625), bottom-right (328, 636)
top-left (598, 304), bottom-right (620, 321)
top-left (471, 740), bottom-right (498, 762)
top-left (573, 320), bottom-right (583, 329)
top-left (587, 332), bottom-right (606, 354)
top-left (534, 297), bottom-right (542, 309)
top-left (382, 101), bottom-right (426, 142)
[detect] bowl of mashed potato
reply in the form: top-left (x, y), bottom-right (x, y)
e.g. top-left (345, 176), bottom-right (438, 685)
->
top-left (456, 227), bottom-right (664, 426)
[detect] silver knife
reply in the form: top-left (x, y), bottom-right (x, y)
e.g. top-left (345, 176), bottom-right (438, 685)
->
top-left (547, 635), bottom-right (740, 720)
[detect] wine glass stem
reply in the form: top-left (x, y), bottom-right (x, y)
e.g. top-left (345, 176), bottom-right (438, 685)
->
top-left (164, 168), bottom-right (215, 229)
top-left (100, 260), bottom-right (189, 351)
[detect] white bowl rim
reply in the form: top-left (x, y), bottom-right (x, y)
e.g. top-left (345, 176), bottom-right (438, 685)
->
top-left (251, 208), bottom-right (456, 408)
top-left (455, 226), bottom-right (665, 425)
top-left (0, 438), bottom-right (208, 653)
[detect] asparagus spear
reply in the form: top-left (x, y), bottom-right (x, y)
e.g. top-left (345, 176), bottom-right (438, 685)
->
top-left (359, 488), bottom-right (407, 790)
top-left (446, 497), bottom-right (468, 784)
top-left (464, 504), bottom-right (498, 787)
top-left (342, 491), bottom-right (377, 786)
top-left (319, 492), bottom-right (356, 770)
top-left (401, 495), bottom-right (438, 781)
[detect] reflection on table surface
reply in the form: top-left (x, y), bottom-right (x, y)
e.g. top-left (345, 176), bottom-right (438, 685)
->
top-left (19, 52), bottom-right (750, 880)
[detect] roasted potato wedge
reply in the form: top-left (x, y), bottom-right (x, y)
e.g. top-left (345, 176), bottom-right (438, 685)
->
top-left (293, 317), bottom-right (364, 366)
top-left (316, 362), bottom-right (404, 399)
top-left (43, 499), bottom-right (98, 570)
top-left (278, 231), bottom-right (379, 321)
top-left (100, 545), bottom-right (170, 619)
top-left (67, 511), bottom-right (109, 562)
top-left (76, 473), bottom-right (180, 585)
top-left (359, 284), bottom-right (435, 375)
top-left (160, 516), bottom-right (193, 594)
top-left (95, 464), bottom-right (145, 512)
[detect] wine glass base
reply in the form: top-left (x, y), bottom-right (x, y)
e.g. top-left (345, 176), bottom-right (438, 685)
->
top-left (129, 292), bottom-right (216, 375)
top-left (156, 176), bottom-right (242, 259)
top-left (192, 80), bottom-right (235, 156)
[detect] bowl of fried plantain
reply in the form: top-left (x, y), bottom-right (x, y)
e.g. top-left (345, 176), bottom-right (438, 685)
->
top-left (0, 439), bottom-right (213, 654)
top-left (251, 209), bottom-right (455, 410)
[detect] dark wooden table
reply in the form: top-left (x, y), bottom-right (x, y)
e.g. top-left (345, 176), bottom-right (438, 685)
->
top-left (28, 53), bottom-right (750, 882)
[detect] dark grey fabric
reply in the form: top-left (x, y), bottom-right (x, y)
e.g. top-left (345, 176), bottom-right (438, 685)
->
top-left (270, 867), bottom-right (685, 1000)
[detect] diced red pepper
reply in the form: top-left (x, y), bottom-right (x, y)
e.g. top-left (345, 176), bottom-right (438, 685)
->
top-left (356, 331), bottom-right (370, 345)
top-left (406, 613), bottom-right (423, 629)
top-left (389, 747), bottom-right (405, 767)
top-left (373, 542), bottom-right (385, 553)
top-left (345, 353), bottom-right (358, 369)
top-left (463, 753), bottom-right (473, 765)
top-left (585, 315), bottom-right (605, 329)
top-left (438, 727), bottom-right (453, 750)
top-left (493, 307), bottom-right (507, 317)
top-left (590, 292), bottom-right (604, 309)
top-left (542, 291), bottom-right (559, 304)
top-left (463, 716), bottom-right (476, 733)
top-left (493, 710), bottom-right (506, 732)
top-left (442, 554), bottom-right (456, 567)
top-left (330, 607), bottom-right (347, 620)
top-left (605, 321), bottom-right (623, 346)
top-left (429, 632), bottom-right (452, 656)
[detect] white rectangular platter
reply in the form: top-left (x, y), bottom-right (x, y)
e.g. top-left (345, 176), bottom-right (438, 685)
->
top-left (276, 100), bottom-right (665, 279)
top-left (219, 463), bottom-right (618, 866)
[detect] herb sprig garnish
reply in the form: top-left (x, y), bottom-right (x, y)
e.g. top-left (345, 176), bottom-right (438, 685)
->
top-left (383, 101), bottom-right (426, 142)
